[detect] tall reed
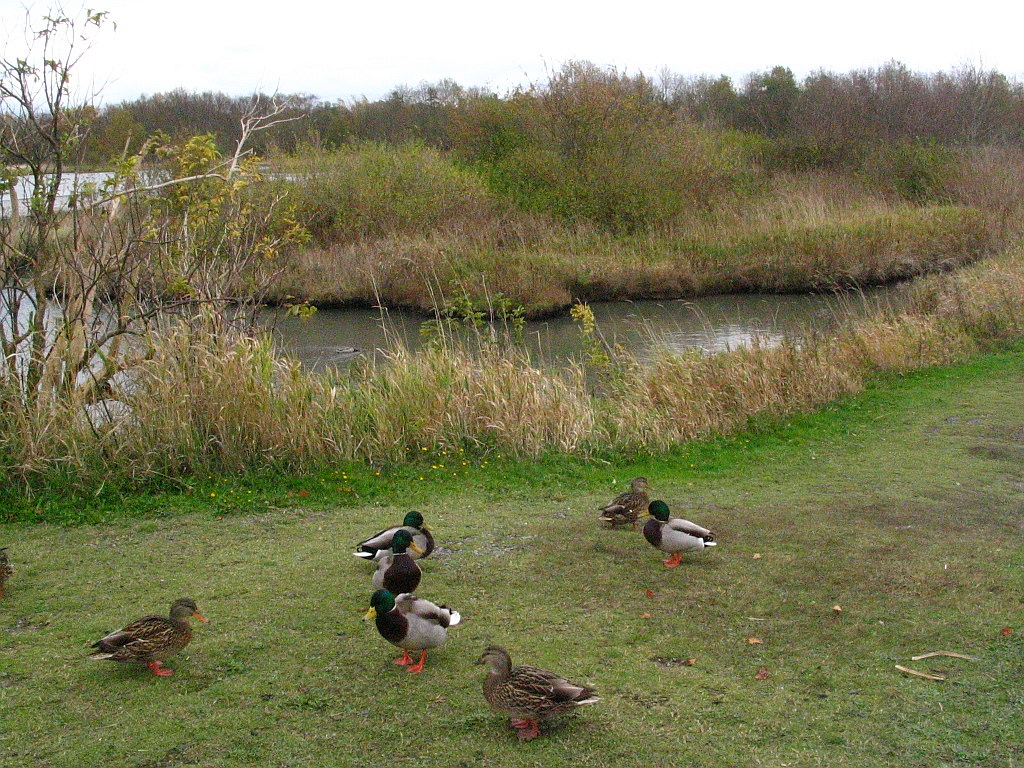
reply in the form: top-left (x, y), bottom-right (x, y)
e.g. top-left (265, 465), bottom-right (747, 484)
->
top-left (5, 246), bottom-right (1024, 495)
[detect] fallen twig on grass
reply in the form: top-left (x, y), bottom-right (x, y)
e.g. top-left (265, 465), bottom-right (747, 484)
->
top-left (895, 664), bottom-right (946, 681)
top-left (910, 651), bottom-right (977, 661)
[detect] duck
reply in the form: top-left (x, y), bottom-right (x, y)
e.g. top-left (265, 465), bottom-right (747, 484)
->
top-left (364, 589), bottom-right (460, 674)
top-left (354, 510), bottom-right (435, 561)
top-left (642, 499), bottom-right (716, 567)
top-left (371, 529), bottom-right (423, 595)
top-left (0, 547), bottom-right (11, 599)
top-left (88, 598), bottom-right (208, 676)
top-left (598, 476), bottom-right (652, 528)
top-left (475, 645), bottom-right (600, 741)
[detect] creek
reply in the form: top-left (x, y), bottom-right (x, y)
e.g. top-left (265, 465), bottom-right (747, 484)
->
top-left (265, 290), bottom-right (893, 371)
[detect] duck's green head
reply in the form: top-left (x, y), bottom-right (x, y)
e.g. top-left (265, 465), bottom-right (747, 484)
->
top-left (390, 529), bottom-right (424, 555)
top-left (403, 511), bottom-right (425, 528)
top-left (365, 589), bottom-right (396, 620)
top-left (647, 500), bottom-right (671, 521)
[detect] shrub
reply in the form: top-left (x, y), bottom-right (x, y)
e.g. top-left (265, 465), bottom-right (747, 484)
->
top-left (861, 140), bottom-right (957, 203)
top-left (453, 63), bottom-right (759, 233)
top-left (277, 141), bottom-right (497, 244)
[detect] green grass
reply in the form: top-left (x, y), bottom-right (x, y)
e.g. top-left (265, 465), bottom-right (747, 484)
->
top-left (2, 348), bottom-right (1023, 766)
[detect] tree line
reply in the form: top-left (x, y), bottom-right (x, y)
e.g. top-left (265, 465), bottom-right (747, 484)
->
top-left (77, 61), bottom-right (1024, 166)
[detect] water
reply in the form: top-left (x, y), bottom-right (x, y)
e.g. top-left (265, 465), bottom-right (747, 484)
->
top-left (0, 172), bottom-right (117, 217)
top-left (265, 290), bottom-right (889, 371)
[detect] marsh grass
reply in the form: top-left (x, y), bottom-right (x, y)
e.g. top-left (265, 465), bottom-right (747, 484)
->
top-left (267, 145), bottom-right (1006, 317)
top-left (6, 243), bottom-right (1024, 495)
top-left (1, 345), bottom-right (1022, 766)
top-left (271, 202), bottom-right (993, 314)
top-left (609, 338), bottom-right (863, 451)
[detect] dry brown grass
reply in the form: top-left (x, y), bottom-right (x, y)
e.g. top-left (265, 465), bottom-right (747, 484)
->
top-left (271, 199), bottom-right (995, 316)
top-left (949, 145), bottom-right (1024, 241)
top-left (264, 142), bottom-right (1024, 318)
top-left (596, 338), bottom-right (862, 452)
top-left (6, 238), bottom-right (1024, 492)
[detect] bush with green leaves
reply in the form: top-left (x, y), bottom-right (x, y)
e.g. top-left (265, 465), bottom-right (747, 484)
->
top-left (276, 141), bottom-right (497, 244)
top-left (452, 63), bottom-right (758, 233)
top-left (862, 140), bottom-right (957, 203)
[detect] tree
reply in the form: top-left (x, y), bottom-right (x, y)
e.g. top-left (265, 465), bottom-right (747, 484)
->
top-left (742, 66), bottom-right (799, 136)
top-left (0, 7), bottom-right (305, 484)
top-left (1, 7), bottom-right (110, 416)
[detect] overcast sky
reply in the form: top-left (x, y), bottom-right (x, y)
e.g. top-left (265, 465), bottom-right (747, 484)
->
top-left (3, 0), bottom-right (1023, 105)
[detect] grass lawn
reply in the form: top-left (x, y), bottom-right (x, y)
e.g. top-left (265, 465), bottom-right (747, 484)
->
top-left (1, 347), bottom-right (1022, 767)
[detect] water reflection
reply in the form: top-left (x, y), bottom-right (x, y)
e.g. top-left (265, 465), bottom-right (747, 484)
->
top-left (266, 290), bottom-right (888, 371)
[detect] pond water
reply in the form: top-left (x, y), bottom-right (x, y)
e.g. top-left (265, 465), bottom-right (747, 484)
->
top-left (265, 289), bottom-right (893, 371)
top-left (0, 172), bottom-right (117, 217)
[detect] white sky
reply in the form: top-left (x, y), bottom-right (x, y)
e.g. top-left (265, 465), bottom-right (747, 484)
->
top-left (3, 0), bottom-right (1023, 105)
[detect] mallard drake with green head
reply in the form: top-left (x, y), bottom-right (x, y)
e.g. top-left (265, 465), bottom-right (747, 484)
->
top-left (371, 529), bottom-right (424, 595)
top-left (364, 589), bottom-right (460, 674)
top-left (88, 598), bottom-right (208, 676)
top-left (355, 511), bottom-right (435, 561)
top-left (598, 476), bottom-right (652, 528)
top-left (0, 547), bottom-right (11, 599)
top-left (475, 645), bottom-right (600, 741)
top-left (642, 499), bottom-right (716, 567)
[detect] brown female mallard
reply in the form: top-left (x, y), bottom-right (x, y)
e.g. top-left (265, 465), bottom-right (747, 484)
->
top-left (371, 529), bottom-right (424, 595)
top-left (364, 589), bottom-right (460, 674)
top-left (475, 645), bottom-right (600, 741)
top-left (0, 547), bottom-right (11, 599)
top-left (598, 476), bottom-right (652, 528)
top-left (354, 510), bottom-right (435, 561)
top-left (88, 598), bottom-right (208, 676)
top-left (643, 499), bottom-right (716, 567)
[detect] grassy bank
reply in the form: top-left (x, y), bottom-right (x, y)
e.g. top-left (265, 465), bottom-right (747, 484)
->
top-left (263, 140), bottom-right (1022, 317)
top-left (1, 345), bottom-right (1022, 766)
top-left (6, 242), bottom-right (1024, 496)
top-left (269, 183), bottom-right (994, 317)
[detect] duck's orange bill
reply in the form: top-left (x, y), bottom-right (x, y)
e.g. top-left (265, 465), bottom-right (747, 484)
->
top-left (193, 611), bottom-right (210, 623)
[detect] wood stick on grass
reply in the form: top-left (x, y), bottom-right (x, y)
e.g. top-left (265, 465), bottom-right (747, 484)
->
top-left (910, 651), bottom-right (978, 661)
top-left (895, 664), bottom-right (946, 681)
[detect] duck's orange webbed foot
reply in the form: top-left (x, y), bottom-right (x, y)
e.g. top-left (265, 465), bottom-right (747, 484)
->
top-left (405, 649), bottom-right (428, 674)
top-left (511, 718), bottom-right (540, 740)
top-left (147, 661), bottom-right (174, 677)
